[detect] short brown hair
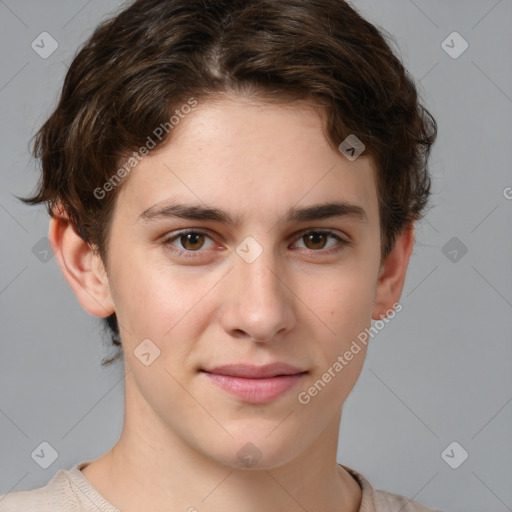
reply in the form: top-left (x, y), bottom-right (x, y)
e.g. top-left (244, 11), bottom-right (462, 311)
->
top-left (20, 0), bottom-right (437, 366)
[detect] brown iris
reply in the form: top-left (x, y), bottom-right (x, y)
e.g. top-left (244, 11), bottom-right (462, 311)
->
top-left (303, 232), bottom-right (329, 250)
top-left (180, 232), bottom-right (206, 251)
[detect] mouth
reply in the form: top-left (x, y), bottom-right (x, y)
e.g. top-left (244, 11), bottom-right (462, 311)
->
top-left (200, 363), bottom-right (308, 404)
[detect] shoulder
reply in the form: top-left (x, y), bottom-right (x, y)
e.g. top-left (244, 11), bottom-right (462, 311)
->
top-left (340, 464), bottom-right (445, 512)
top-left (0, 467), bottom-right (80, 512)
top-left (372, 488), bottom-right (444, 512)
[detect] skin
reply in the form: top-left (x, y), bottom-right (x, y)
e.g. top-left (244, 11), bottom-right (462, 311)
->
top-left (49, 95), bottom-right (414, 512)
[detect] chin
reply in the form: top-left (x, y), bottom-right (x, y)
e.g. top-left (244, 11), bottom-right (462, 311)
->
top-left (199, 430), bottom-right (300, 471)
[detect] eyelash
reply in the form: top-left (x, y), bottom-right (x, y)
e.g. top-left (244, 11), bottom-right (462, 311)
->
top-left (161, 229), bottom-right (351, 259)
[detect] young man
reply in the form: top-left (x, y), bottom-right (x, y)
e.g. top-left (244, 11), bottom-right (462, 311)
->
top-left (1, 0), bottom-right (441, 510)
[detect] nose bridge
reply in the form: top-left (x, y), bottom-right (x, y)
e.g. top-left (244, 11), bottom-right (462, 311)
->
top-left (223, 235), bottom-right (294, 341)
top-left (239, 243), bottom-right (281, 298)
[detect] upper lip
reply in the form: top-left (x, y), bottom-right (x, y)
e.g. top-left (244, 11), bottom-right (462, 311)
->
top-left (202, 362), bottom-right (307, 378)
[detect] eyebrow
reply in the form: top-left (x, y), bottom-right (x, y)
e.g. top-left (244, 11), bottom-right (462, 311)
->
top-left (137, 200), bottom-right (368, 225)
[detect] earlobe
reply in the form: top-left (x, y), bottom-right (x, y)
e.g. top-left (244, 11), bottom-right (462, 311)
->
top-left (49, 206), bottom-right (115, 318)
top-left (372, 224), bottom-right (415, 320)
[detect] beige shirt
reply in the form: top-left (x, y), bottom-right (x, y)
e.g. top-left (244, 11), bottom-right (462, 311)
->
top-left (0, 461), bottom-right (443, 512)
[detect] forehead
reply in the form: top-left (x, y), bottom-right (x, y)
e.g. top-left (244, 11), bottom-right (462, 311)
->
top-left (115, 97), bottom-right (379, 227)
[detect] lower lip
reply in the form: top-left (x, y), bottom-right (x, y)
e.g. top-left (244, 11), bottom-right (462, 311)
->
top-left (202, 371), bottom-right (306, 404)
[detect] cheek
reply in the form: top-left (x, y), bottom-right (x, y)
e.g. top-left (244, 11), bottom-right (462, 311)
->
top-left (108, 252), bottom-right (217, 348)
top-left (298, 257), bottom-right (377, 388)
top-left (298, 284), bottom-right (373, 411)
top-left (110, 264), bottom-right (168, 338)
top-left (310, 258), bottom-right (378, 340)
top-left (332, 281), bottom-right (376, 340)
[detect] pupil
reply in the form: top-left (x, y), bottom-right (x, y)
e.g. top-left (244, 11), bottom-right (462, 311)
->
top-left (308, 233), bottom-right (325, 249)
top-left (184, 233), bottom-right (202, 250)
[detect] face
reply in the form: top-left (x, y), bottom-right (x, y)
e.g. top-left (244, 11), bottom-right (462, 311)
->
top-left (63, 96), bottom-right (402, 469)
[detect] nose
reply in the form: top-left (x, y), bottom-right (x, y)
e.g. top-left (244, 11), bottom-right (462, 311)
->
top-left (219, 243), bottom-right (296, 343)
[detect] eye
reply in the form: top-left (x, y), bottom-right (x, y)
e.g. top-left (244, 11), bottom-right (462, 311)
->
top-left (292, 230), bottom-right (349, 254)
top-left (162, 229), bottom-right (216, 257)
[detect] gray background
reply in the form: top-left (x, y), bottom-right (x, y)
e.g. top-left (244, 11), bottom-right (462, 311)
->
top-left (1, 1), bottom-right (511, 511)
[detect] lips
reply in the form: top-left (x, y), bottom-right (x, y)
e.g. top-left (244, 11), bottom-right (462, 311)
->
top-left (200, 363), bottom-right (307, 404)
top-left (201, 362), bottom-right (306, 379)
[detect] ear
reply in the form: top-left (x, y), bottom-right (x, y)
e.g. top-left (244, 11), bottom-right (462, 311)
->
top-left (372, 223), bottom-right (415, 320)
top-left (48, 205), bottom-right (115, 318)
